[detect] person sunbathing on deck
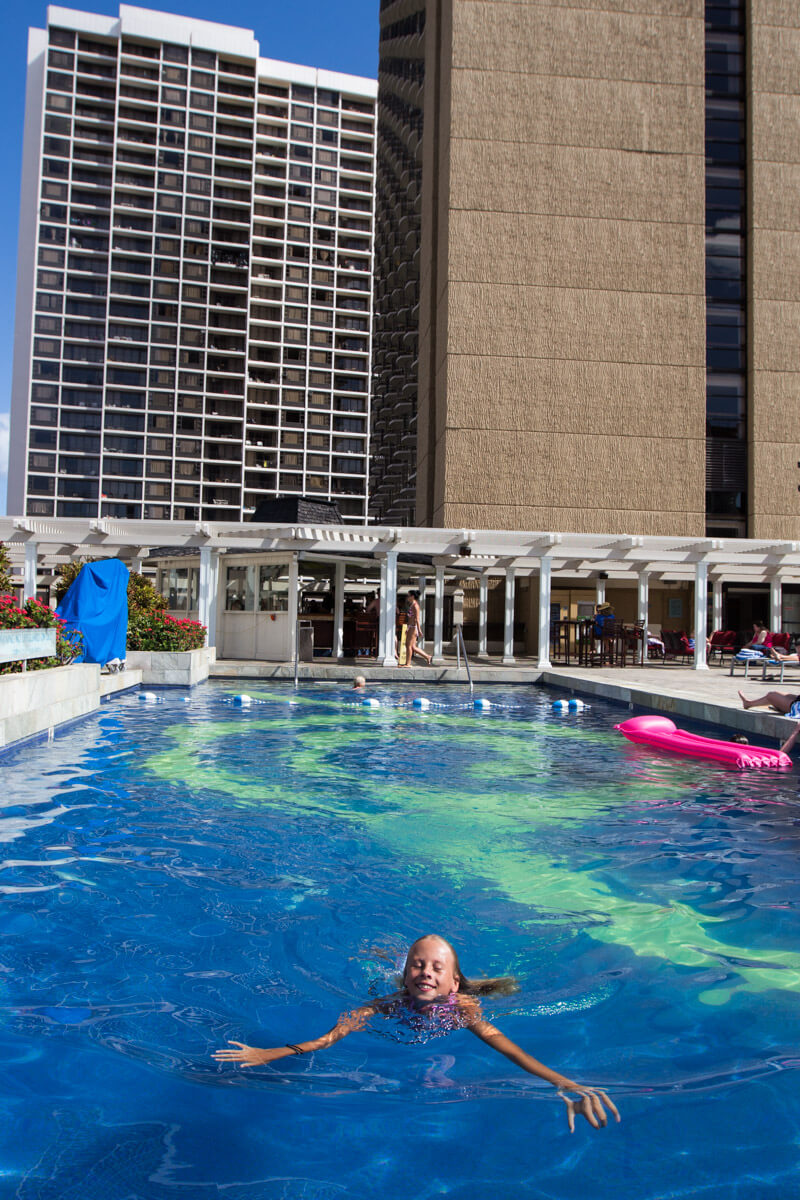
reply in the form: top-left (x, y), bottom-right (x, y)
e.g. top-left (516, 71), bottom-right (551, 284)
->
top-left (738, 689), bottom-right (800, 717)
top-left (763, 644), bottom-right (799, 663)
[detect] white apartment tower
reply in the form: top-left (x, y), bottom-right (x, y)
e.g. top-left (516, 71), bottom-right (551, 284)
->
top-left (9, 5), bottom-right (376, 522)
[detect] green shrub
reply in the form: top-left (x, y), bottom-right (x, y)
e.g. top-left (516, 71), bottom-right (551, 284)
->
top-left (127, 609), bottom-right (206, 652)
top-left (0, 543), bottom-right (13, 595)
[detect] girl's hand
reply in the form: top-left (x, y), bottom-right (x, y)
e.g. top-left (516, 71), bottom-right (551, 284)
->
top-left (557, 1084), bottom-right (620, 1132)
top-left (212, 1041), bottom-right (289, 1067)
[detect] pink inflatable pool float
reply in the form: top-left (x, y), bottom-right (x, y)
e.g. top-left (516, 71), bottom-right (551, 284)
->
top-left (615, 714), bottom-right (792, 770)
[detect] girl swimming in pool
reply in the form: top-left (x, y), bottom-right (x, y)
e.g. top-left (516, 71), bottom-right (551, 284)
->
top-left (212, 934), bottom-right (620, 1132)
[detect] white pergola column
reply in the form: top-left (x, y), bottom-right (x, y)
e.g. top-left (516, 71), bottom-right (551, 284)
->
top-left (595, 576), bottom-right (606, 608)
top-left (208, 551), bottom-right (219, 651)
top-left (537, 557), bottom-right (552, 669)
top-left (637, 570), bottom-right (650, 664)
top-left (693, 559), bottom-right (709, 670)
top-left (288, 555), bottom-right (299, 663)
top-left (379, 550), bottom-right (398, 666)
top-left (198, 546), bottom-right (219, 649)
top-left (477, 573), bottom-right (489, 659)
top-left (712, 577), bottom-right (723, 633)
top-left (23, 541), bottom-right (38, 602)
top-left (770, 576), bottom-right (783, 633)
top-left (502, 566), bottom-right (516, 665)
top-left (432, 563), bottom-right (445, 664)
top-left (333, 560), bottom-right (345, 660)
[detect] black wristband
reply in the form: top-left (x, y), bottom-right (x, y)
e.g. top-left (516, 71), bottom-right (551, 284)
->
top-left (286, 1043), bottom-right (305, 1055)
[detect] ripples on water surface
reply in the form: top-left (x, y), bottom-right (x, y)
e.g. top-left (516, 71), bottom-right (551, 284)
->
top-left (1, 682), bottom-right (800, 1198)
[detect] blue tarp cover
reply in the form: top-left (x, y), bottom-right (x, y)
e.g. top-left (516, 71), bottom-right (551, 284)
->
top-left (56, 560), bottom-right (129, 664)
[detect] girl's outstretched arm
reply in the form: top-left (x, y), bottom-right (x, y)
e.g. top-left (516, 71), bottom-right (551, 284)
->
top-left (780, 721), bottom-right (800, 755)
top-left (212, 1002), bottom-right (381, 1067)
top-left (460, 999), bottom-right (620, 1132)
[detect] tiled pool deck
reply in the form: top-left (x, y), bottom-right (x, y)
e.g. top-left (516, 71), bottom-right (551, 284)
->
top-left (210, 657), bottom-right (800, 747)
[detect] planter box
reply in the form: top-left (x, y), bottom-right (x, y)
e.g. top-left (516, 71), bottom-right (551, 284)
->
top-left (0, 663), bottom-right (100, 749)
top-left (124, 647), bottom-right (210, 687)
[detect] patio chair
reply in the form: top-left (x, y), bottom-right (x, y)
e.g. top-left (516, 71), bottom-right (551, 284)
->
top-left (587, 619), bottom-right (624, 666)
top-left (661, 630), bottom-right (681, 661)
top-left (679, 634), bottom-right (695, 663)
top-left (621, 622), bottom-right (645, 665)
top-left (770, 631), bottom-right (792, 654)
top-left (352, 616), bottom-right (378, 657)
top-left (729, 646), bottom-right (769, 677)
top-left (719, 630), bottom-right (737, 662)
top-left (759, 652), bottom-right (800, 685)
top-left (707, 630), bottom-right (726, 662)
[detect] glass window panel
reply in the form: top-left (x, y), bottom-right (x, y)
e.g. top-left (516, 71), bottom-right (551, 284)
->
top-left (258, 563), bottom-right (289, 611)
top-left (226, 564), bottom-right (256, 610)
top-left (705, 277), bottom-right (742, 300)
top-left (167, 566), bottom-right (189, 610)
top-left (706, 346), bottom-right (744, 370)
top-left (188, 567), bottom-right (200, 610)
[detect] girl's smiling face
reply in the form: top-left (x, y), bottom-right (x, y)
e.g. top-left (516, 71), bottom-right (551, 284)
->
top-left (403, 936), bottom-right (460, 1001)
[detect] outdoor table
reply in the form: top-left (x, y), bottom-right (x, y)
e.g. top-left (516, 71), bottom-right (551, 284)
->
top-left (550, 619), bottom-right (583, 665)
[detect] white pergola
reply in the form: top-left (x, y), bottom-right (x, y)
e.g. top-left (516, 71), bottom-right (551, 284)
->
top-left (3, 515), bottom-right (800, 670)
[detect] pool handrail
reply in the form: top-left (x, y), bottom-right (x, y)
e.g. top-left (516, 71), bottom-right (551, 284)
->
top-left (455, 623), bottom-right (474, 696)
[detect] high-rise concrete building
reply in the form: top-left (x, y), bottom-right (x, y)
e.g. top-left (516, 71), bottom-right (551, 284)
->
top-left (9, 5), bottom-right (376, 523)
top-left (371, 0), bottom-right (800, 539)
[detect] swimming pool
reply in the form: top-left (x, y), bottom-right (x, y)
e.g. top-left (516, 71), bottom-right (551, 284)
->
top-left (2, 681), bottom-right (799, 1198)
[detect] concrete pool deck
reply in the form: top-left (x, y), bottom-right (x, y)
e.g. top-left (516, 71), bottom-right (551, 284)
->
top-left (210, 656), bottom-right (800, 747)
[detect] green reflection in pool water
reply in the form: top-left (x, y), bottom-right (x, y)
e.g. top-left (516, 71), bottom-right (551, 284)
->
top-left (143, 695), bottom-right (797, 1005)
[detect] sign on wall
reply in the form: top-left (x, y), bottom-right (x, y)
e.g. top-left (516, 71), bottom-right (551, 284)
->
top-left (0, 628), bottom-right (57, 665)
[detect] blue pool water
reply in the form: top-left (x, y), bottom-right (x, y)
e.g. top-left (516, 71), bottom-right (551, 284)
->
top-left (2, 681), bottom-right (800, 1198)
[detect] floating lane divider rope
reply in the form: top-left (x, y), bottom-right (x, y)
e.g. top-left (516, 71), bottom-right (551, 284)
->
top-left (551, 698), bottom-right (588, 712)
top-left (220, 693), bottom-right (522, 713)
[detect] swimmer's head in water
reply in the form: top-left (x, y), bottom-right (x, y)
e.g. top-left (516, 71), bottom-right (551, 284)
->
top-left (403, 935), bottom-right (462, 1001)
top-left (731, 734), bottom-right (749, 744)
top-left (353, 675), bottom-right (366, 690)
top-left (400, 935), bottom-right (519, 999)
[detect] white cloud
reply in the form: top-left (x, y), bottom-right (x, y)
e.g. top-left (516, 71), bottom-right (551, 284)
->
top-left (0, 411), bottom-right (8, 516)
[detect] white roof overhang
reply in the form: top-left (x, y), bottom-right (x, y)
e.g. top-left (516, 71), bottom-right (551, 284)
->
top-left (2, 518), bottom-right (800, 585)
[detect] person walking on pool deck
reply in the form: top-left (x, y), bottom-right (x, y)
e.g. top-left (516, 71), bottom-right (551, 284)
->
top-left (213, 934), bottom-right (620, 1133)
top-left (403, 590), bottom-right (431, 666)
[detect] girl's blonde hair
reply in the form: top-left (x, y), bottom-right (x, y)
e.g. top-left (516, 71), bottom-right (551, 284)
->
top-left (402, 935), bottom-right (519, 997)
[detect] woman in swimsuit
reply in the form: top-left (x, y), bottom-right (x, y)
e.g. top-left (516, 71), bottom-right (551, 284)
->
top-left (403, 591), bottom-right (432, 666)
top-left (741, 621), bottom-right (772, 651)
top-left (213, 934), bottom-right (619, 1132)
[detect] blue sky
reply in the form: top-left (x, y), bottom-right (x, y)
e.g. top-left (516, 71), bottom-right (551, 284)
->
top-left (0, 0), bottom-right (379, 514)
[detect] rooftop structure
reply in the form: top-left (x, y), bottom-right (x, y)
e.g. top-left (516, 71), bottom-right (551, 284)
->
top-left (9, 4), bottom-right (376, 525)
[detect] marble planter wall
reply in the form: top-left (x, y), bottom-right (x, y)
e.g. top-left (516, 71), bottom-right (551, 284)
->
top-left (124, 648), bottom-right (210, 686)
top-left (0, 664), bottom-right (101, 749)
